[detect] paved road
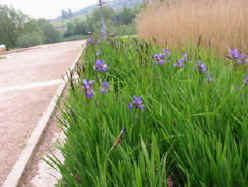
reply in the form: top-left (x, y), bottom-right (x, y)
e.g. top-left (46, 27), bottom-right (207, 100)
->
top-left (0, 40), bottom-right (84, 185)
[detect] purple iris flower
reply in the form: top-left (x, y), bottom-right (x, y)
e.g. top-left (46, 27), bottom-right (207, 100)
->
top-left (163, 48), bottom-right (170, 56)
top-left (128, 96), bottom-right (144, 110)
top-left (93, 59), bottom-right (108, 72)
top-left (207, 73), bottom-right (214, 82)
top-left (153, 54), bottom-right (166, 65)
top-left (158, 60), bottom-right (165, 65)
top-left (173, 53), bottom-right (188, 68)
top-left (173, 59), bottom-right (184, 68)
top-left (229, 48), bottom-right (240, 60)
top-left (88, 36), bottom-right (93, 42)
top-left (152, 49), bottom-right (170, 65)
top-left (237, 54), bottom-right (246, 64)
top-left (244, 75), bottom-right (248, 86)
top-left (82, 79), bottom-right (94, 98)
top-left (100, 81), bottom-right (109, 93)
top-left (183, 53), bottom-right (188, 62)
top-left (197, 61), bottom-right (207, 74)
top-left (87, 36), bottom-right (95, 45)
top-left (153, 54), bottom-right (160, 60)
top-left (158, 56), bottom-right (165, 65)
top-left (228, 48), bottom-right (247, 65)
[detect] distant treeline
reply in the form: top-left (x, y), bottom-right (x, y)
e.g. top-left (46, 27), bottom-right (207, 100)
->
top-left (63, 6), bottom-right (139, 38)
top-left (0, 5), bottom-right (61, 49)
top-left (60, 6), bottom-right (95, 20)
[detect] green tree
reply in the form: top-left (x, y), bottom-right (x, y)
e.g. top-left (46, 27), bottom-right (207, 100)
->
top-left (0, 5), bottom-right (26, 48)
top-left (73, 20), bottom-right (87, 35)
top-left (16, 19), bottom-right (44, 48)
top-left (16, 32), bottom-right (43, 48)
top-left (38, 19), bottom-right (61, 43)
top-left (61, 9), bottom-right (73, 19)
top-left (0, 5), bottom-right (61, 48)
top-left (87, 7), bottom-right (115, 33)
top-left (64, 22), bottom-right (75, 37)
top-left (117, 7), bottom-right (136, 25)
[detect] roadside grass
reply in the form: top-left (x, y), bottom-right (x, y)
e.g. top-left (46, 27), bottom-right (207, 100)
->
top-left (62, 34), bottom-right (89, 42)
top-left (120, 34), bottom-right (137, 38)
top-left (48, 36), bottom-right (248, 187)
top-left (0, 56), bottom-right (6, 60)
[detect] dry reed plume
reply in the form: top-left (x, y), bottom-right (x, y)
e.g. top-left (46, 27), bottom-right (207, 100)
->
top-left (137, 0), bottom-right (248, 54)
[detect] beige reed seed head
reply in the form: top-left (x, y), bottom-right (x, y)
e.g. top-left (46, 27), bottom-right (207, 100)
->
top-left (137, 0), bottom-right (248, 55)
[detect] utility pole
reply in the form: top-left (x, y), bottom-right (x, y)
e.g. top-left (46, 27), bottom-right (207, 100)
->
top-left (98, 0), bottom-right (107, 39)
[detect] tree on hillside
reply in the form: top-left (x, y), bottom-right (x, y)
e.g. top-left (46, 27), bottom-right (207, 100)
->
top-left (64, 22), bottom-right (75, 37)
top-left (68, 9), bottom-right (73, 18)
top-left (73, 19), bottom-right (88, 35)
top-left (0, 5), bottom-right (61, 48)
top-left (86, 7), bottom-right (115, 33)
top-left (61, 9), bottom-right (67, 19)
top-left (0, 5), bottom-right (27, 48)
top-left (90, 6), bottom-right (115, 24)
top-left (117, 7), bottom-right (137, 25)
top-left (61, 9), bottom-right (73, 19)
top-left (62, 3), bottom-right (140, 38)
top-left (16, 18), bottom-right (61, 47)
top-left (16, 19), bottom-right (44, 48)
top-left (16, 32), bottom-right (44, 48)
top-left (38, 19), bottom-right (61, 43)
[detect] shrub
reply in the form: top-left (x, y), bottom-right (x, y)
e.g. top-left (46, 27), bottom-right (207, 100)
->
top-left (16, 32), bottom-right (44, 48)
top-left (111, 24), bottom-right (136, 36)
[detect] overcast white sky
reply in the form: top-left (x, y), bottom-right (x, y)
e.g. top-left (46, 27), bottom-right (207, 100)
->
top-left (0, 0), bottom-right (99, 19)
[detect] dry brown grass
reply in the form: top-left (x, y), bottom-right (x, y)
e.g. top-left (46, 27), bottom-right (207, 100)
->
top-left (137, 0), bottom-right (248, 54)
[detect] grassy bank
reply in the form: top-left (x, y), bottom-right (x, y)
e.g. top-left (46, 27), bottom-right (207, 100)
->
top-left (62, 34), bottom-right (89, 42)
top-left (49, 37), bottom-right (248, 187)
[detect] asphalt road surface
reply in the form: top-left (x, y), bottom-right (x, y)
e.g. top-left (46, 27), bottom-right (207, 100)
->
top-left (0, 40), bottom-right (84, 185)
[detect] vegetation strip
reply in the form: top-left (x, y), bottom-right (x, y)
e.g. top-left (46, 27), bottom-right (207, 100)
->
top-left (49, 36), bottom-right (248, 187)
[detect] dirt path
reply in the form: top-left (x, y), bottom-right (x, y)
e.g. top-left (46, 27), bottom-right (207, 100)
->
top-left (0, 40), bottom-right (84, 186)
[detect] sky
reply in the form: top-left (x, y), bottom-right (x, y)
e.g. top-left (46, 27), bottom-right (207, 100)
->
top-left (0, 0), bottom-right (99, 19)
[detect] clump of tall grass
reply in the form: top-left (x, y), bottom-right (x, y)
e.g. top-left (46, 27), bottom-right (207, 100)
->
top-left (48, 36), bottom-right (248, 186)
top-left (137, 0), bottom-right (248, 54)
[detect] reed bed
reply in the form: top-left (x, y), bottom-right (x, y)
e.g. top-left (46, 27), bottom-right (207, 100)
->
top-left (137, 0), bottom-right (248, 54)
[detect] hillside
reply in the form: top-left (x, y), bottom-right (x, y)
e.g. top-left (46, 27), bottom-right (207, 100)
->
top-left (57, 0), bottom-right (143, 20)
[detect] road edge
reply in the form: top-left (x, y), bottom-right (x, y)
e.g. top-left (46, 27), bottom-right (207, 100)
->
top-left (2, 42), bottom-right (85, 187)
